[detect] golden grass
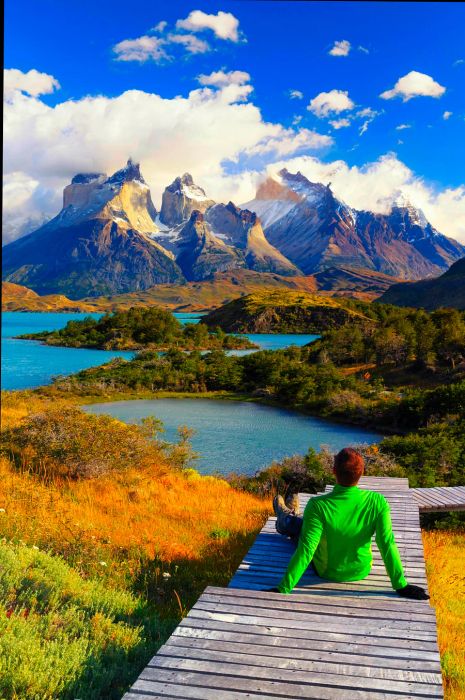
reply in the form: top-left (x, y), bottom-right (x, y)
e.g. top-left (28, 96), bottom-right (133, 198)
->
top-left (423, 530), bottom-right (465, 699)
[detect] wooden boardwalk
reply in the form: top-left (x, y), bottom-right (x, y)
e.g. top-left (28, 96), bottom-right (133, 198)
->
top-left (123, 477), bottom-right (465, 699)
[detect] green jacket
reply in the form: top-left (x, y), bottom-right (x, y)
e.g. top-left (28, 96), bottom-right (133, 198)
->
top-left (278, 485), bottom-right (407, 593)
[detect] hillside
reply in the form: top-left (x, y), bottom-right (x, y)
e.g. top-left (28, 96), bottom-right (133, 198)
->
top-left (1, 282), bottom-right (96, 312)
top-left (380, 257), bottom-right (465, 310)
top-left (2, 267), bottom-right (396, 314)
top-left (202, 290), bottom-right (371, 333)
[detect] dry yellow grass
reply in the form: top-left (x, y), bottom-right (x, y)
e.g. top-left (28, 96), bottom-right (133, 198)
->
top-left (423, 530), bottom-right (465, 700)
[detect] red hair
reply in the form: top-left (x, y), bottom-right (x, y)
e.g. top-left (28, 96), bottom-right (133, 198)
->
top-left (334, 448), bottom-right (364, 486)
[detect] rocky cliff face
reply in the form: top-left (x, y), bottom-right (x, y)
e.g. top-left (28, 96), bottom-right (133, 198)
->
top-left (206, 202), bottom-right (300, 275)
top-left (2, 161), bottom-right (184, 298)
top-left (243, 169), bottom-right (465, 280)
top-left (160, 173), bottom-right (215, 227)
top-left (176, 211), bottom-right (245, 281)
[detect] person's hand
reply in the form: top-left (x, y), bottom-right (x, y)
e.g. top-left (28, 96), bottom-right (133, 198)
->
top-left (264, 587), bottom-right (280, 592)
top-left (396, 584), bottom-right (430, 600)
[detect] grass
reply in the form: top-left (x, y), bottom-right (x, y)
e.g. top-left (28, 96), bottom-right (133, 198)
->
top-left (423, 530), bottom-right (465, 700)
top-left (0, 390), bottom-right (270, 697)
top-left (0, 541), bottom-right (170, 700)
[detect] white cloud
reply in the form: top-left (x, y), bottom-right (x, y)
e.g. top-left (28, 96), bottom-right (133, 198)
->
top-left (358, 45), bottom-right (369, 54)
top-left (264, 153), bottom-right (465, 242)
top-left (113, 35), bottom-right (169, 63)
top-left (3, 74), bottom-right (331, 242)
top-left (153, 20), bottom-right (168, 33)
top-left (396, 124), bottom-right (411, 130)
top-left (197, 70), bottom-right (250, 87)
top-left (380, 71), bottom-right (446, 101)
top-left (453, 59), bottom-right (464, 67)
top-left (443, 111), bottom-right (453, 120)
top-left (243, 128), bottom-right (333, 158)
top-left (4, 68), bottom-right (60, 98)
top-left (308, 89), bottom-right (354, 117)
top-left (167, 33), bottom-right (210, 54)
top-left (289, 89), bottom-right (303, 100)
top-left (328, 40), bottom-right (351, 57)
top-left (176, 10), bottom-right (240, 42)
top-left (329, 118), bottom-right (351, 129)
top-left (113, 11), bottom-right (241, 63)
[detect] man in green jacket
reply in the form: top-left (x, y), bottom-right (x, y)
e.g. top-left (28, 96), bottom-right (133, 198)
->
top-left (269, 448), bottom-right (429, 600)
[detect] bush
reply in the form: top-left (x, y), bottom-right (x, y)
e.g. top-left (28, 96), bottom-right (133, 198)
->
top-left (1, 406), bottom-right (161, 480)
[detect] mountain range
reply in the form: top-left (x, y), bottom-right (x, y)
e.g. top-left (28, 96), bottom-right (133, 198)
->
top-left (3, 160), bottom-right (464, 299)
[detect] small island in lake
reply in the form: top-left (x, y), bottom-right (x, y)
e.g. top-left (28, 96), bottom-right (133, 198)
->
top-left (17, 306), bottom-right (258, 351)
top-left (202, 289), bottom-right (372, 333)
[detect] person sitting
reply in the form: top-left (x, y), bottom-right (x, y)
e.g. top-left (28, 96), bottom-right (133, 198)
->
top-left (268, 447), bottom-right (429, 600)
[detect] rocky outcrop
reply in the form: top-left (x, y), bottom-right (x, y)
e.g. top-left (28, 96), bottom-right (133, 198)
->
top-left (202, 290), bottom-right (371, 333)
top-left (2, 161), bottom-right (184, 298)
top-left (176, 211), bottom-right (245, 281)
top-left (160, 173), bottom-right (215, 227)
top-left (206, 202), bottom-right (300, 275)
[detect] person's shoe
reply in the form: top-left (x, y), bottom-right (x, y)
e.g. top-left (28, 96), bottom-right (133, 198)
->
top-left (273, 495), bottom-right (291, 534)
top-left (285, 493), bottom-right (300, 516)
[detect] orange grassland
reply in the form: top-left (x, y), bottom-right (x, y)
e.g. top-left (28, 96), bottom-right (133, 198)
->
top-left (0, 391), bottom-right (270, 618)
top-left (423, 530), bottom-right (465, 700)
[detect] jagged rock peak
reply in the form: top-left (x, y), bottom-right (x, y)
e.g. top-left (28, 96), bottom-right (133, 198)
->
top-left (107, 158), bottom-right (147, 185)
top-left (189, 210), bottom-right (205, 224)
top-left (225, 201), bottom-right (257, 226)
top-left (71, 172), bottom-right (106, 185)
top-left (166, 172), bottom-right (209, 200)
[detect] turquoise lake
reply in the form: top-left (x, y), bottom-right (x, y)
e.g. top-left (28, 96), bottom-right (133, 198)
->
top-left (86, 398), bottom-right (382, 476)
top-left (1, 312), bottom-right (319, 390)
top-left (2, 311), bottom-right (381, 475)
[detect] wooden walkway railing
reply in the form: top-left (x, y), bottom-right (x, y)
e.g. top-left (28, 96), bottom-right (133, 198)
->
top-left (124, 477), bottom-right (465, 699)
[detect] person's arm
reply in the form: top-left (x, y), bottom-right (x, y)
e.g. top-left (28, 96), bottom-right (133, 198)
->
top-left (375, 497), bottom-right (408, 590)
top-left (277, 499), bottom-right (323, 594)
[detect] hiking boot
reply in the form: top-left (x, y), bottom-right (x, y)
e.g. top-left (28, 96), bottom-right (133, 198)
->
top-left (285, 493), bottom-right (300, 516)
top-left (273, 495), bottom-right (292, 534)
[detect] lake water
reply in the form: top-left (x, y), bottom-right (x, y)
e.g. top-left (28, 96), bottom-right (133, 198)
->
top-left (86, 398), bottom-right (382, 476)
top-left (1, 312), bottom-right (318, 390)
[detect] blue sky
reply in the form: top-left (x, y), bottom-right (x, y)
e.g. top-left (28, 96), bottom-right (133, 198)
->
top-left (4, 1), bottom-right (465, 242)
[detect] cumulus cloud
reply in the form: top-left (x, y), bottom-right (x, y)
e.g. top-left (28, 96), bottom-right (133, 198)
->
top-left (380, 71), bottom-right (446, 101)
top-left (308, 89), bottom-right (354, 117)
top-left (263, 153), bottom-right (465, 241)
top-left (113, 35), bottom-right (170, 63)
top-left (197, 70), bottom-right (250, 87)
top-left (328, 40), bottom-right (351, 57)
top-left (3, 72), bottom-right (332, 242)
top-left (176, 10), bottom-right (240, 42)
top-left (443, 111), bottom-right (453, 120)
top-left (289, 89), bottom-right (303, 100)
top-left (329, 118), bottom-right (351, 129)
top-left (4, 68), bottom-right (60, 98)
top-left (113, 10), bottom-right (241, 63)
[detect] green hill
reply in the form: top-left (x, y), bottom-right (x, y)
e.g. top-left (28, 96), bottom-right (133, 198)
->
top-left (380, 257), bottom-right (465, 310)
top-left (202, 290), bottom-right (372, 333)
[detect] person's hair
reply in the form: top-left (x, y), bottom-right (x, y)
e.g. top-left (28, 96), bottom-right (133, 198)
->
top-left (334, 448), bottom-right (364, 486)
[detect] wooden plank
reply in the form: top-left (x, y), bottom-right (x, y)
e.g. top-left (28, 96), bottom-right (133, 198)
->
top-left (124, 478), bottom-right (446, 700)
top-left (172, 627), bottom-right (442, 667)
top-left (144, 656), bottom-right (444, 697)
top-left (159, 642), bottom-right (443, 685)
